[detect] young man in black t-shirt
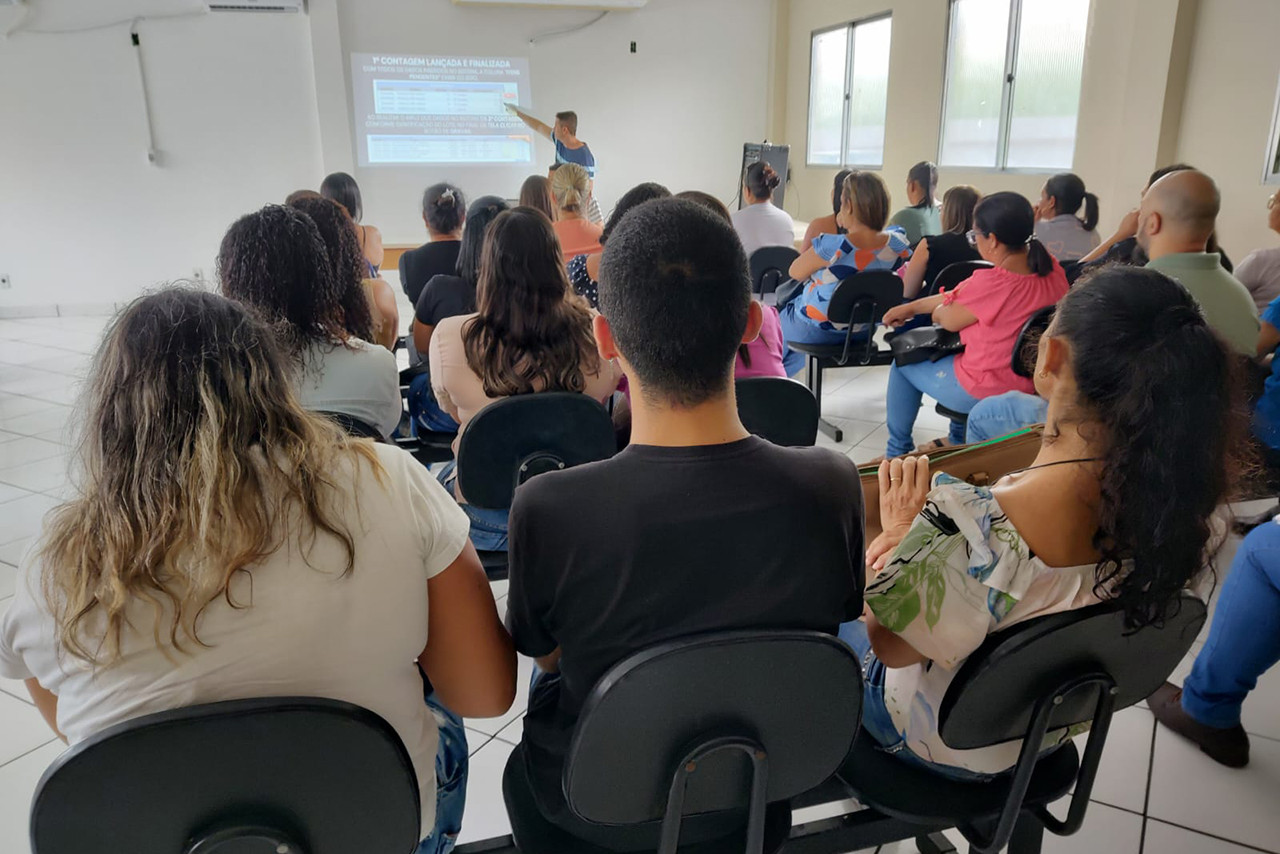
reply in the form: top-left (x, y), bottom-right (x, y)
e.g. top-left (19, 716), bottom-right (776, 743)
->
top-left (505, 197), bottom-right (865, 841)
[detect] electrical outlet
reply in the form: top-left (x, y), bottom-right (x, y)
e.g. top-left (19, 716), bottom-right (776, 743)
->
top-left (0, 274), bottom-right (10, 290)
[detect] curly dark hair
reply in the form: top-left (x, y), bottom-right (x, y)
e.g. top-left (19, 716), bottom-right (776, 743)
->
top-left (217, 204), bottom-right (352, 354)
top-left (286, 196), bottom-right (375, 343)
top-left (463, 207), bottom-right (599, 397)
top-left (600, 182), bottom-right (671, 245)
top-left (1050, 265), bottom-right (1248, 629)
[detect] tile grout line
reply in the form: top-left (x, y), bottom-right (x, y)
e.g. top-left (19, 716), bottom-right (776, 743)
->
top-left (1137, 715), bottom-right (1158, 854)
top-left (1144, 817), bottom-right (1280, 854)
top-left (0, 737), bottom-right (59, 771)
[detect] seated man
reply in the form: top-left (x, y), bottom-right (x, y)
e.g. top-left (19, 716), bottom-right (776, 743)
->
top-left (506, 197), bottom-right (864, 845)
top-left (1139, 169), bottom-right (1259, 355)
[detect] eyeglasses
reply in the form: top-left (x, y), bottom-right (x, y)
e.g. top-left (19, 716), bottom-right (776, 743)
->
top-left (966, 229), bottom-right (979, 246)
top-left (1269, 194), bottom-right (1278, 211)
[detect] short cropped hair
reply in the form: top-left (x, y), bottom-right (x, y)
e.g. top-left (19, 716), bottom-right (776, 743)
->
top-left (598, 198), bottom-right (749, 407)
top-left (555, 111), bottom-right (578, 135)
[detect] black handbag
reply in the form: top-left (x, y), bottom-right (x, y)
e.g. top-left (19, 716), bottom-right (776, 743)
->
top-left (889, 325), bottom-right (965, 366)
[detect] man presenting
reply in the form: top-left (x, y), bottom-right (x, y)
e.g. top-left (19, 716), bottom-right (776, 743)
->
top-left (508, 105), bottom-right (601, 222)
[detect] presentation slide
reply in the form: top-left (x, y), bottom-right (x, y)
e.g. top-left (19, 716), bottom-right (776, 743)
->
top-left (351, 53), bottom-right (534, 167)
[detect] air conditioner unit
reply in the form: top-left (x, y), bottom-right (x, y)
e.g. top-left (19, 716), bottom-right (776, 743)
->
top-left (207, 0), bottom-right (304, 12)
top-left (452, 0), bottom-right (647, 8)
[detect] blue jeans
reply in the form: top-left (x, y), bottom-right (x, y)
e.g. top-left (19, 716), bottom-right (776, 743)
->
top-left (781, 344), bottom-right (806, 378)
top-left (965, 391), bottom-right (1048, 443)
top-left (436, 460), bottom-right (509, 552)
top-left (837, 620), bottom-right (993, 781)
top-left (1181, 522), bottom-right (1280, 728)
top-left (418, 693), bottom-right (470, 854)
top-left (409, 372), bottom-right (461, 435)
top-left (778, 302), bottom-right (870, 346)
top-left (886, 355), bottom-right (980, 458)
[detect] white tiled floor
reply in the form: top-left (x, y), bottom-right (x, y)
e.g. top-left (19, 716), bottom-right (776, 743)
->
top-left (0, 311), bottom-right (1278, 853)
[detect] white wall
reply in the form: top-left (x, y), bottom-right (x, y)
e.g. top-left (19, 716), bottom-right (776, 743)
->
top-left (313, 0), bottom-right (775, 245)
top-left (780, 0), bottom-right (1198, 240)
top-left (1174, 0), bottom-right (1280, 262)
top-left (0, 6), bottom-right (322, 311)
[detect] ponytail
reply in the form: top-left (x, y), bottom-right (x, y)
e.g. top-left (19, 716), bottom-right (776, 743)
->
top-left (1026, 236), bottom-right (1054, 277)
top-left (974, 191), bottom-right (1055, 277)
top-left (1081, 192), bottom-right (1099, 232)
top-left (1052, 267), bottom-right (1246, 629)
top-left (745, 162), bottom-right (781, 201)
top-left (551, 163), bottom-right (591, 214)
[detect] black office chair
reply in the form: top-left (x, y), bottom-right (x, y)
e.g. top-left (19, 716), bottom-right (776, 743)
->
top-left (749, 246), bottom-right (800, 302)
top-left (31, 697), bottom-right (421, 854)
top-left (787, 271), bottom-right (903, 442)
top-left (493, 631), bottom-right (862, 854)
top-left (320, 410), bottom-right (384, 441)
top-left (1012, 305), bottom-right (1056, 379)
top-left (827, 596), bottom-right (1206, 854)
top-left (735, 377), bottom-right (819, 447)
top-left (457, 393), bottom-right (617, 580)
top-left (925, 260), bottom-right (993, 299)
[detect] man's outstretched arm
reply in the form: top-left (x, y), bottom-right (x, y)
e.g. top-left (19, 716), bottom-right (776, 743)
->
top-left (506, 104), bottom-right (553, 141)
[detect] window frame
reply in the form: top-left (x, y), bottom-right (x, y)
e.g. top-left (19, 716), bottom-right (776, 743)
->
top-left (937, 0), bottom-right (1091, 174)
top-left (1265, 69), bottom-right (1280, 185)
top-left (804, 11), bottom-right (893, 169)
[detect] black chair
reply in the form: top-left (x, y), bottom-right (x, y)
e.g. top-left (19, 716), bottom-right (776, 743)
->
top-left (789, 596), bottom-right (1206, 854)
top-left (787, 271), bottom-right (903, 442)
top-left (748, 246), bottom-right (800, 302)
top-left (735, 377), bottom-right (819, 447)
top-left (925, 260), bottom-right (993, 299)
top-left (457, 393), bottom-right (617, 580)
top-left (1012, 305), bottom-right (1056, 379)
top-left (486, 631), bottom-right (862, 854)
top-left (31, 697), bottom-right (421, 854)
top-left (320, 410), bottom-right (384, 441)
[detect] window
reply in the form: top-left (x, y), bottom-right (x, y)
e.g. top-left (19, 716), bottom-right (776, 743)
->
top-left (1266, 72), bottom-right (1280, 184)
top-left (806, 15), bottom-right (893, 168)
top-left (939, 0), bottom-right (1090, 171)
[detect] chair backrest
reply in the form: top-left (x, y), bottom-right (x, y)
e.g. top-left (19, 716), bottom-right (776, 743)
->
top-left (749, 246), bottom-right (800, 298)
top-left (457, 392), bottom-right (616, 510)
top-left (1011, 305), bottom-right (1056, 379)
top-left (735, 377), bottom-right (819, 447)
top-left (31, 697), bottom-right (420, 854)
top-left (826, 270), bottom-right (904, 327)
top-left (320, 410), bottom-right (384, 441)
top-left (927, 260), bottom-right (993, 298)
top-left (938, 595), bottom-right (1206, 750)
top-left (565, 631), bottom-right (862, 825)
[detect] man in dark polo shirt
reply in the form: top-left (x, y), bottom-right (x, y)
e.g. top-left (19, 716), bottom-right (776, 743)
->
top-left (505, 197), bottom-right (865, 844)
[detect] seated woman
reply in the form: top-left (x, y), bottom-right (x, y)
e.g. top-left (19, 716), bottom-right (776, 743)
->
top-left (0, 289), bottom-right (516, 853)
top-left (519, 174), bottom-right (555, 222)
top-left (219, 205), bottom-right (403, 438)
top-left (321, 171), bottom-right (383, 275)
top-left (290, 195), bottom-right (400, 352)
top-left (567, 182), bottom-right (671, 308)
top-left (550, 163), bottom-right (604, 262)
top-left (731, 162), bottom-right (795, 257)
top-left (802, 170), bottom-right (852, 244)
top-left (880, 192), bottom-right (1069, 457)
top-left (898, 184), bottom-right (983, 299)
top-left (429, 207), bottom-right (622, 551)
top-left (400, 183), bottom-right (466, 305)
top-left (780, 171), bottom-right (912, 347)
top-left (888, 161), bottom-right (942, 247)
top-left (1033, 172), bottom-right (1100, 263)
top-left (1234, 189), bottom-right (1280, 312)
top-left (408, 195), bottom-right (510, 433)
top-left (846, 266), bottom-right (1242, 779)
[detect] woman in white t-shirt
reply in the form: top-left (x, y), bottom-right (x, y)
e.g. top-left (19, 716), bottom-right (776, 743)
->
top-left (0, 289), bottom-right (515, 853)
top-left (218, 204), bottom-right (403, 438)
top-left (844, 266), bottom-right (1243, 777)
top-left (730, 162), bottom-right (795, 257)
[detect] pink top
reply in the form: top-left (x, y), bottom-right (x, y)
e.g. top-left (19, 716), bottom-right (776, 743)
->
top-left (735, 304), bottom-right (789, 379)
top-left (554, 218), bottom-right (604, 262)
top-left (944, 261), bottom-right (1069, 398)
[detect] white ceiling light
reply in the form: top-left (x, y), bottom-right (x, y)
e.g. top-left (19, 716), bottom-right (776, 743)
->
top-left (452, 0), bottom-right (647, 8)
top-left (207, 0), bottom-right (303, 11)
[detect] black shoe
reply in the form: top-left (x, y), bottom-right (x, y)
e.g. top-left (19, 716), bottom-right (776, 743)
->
top-left (1149, 682), bottom-right (1250, 768)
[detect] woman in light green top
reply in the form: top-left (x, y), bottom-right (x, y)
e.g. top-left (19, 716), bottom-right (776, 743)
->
top-left (888, 161), bottom-right (942, 247)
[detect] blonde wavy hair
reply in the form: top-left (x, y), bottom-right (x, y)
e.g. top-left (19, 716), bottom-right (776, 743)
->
top-left (550, 162), bottom-right (590, 214)
top-left (41, 288), bottom-right (382, 665)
